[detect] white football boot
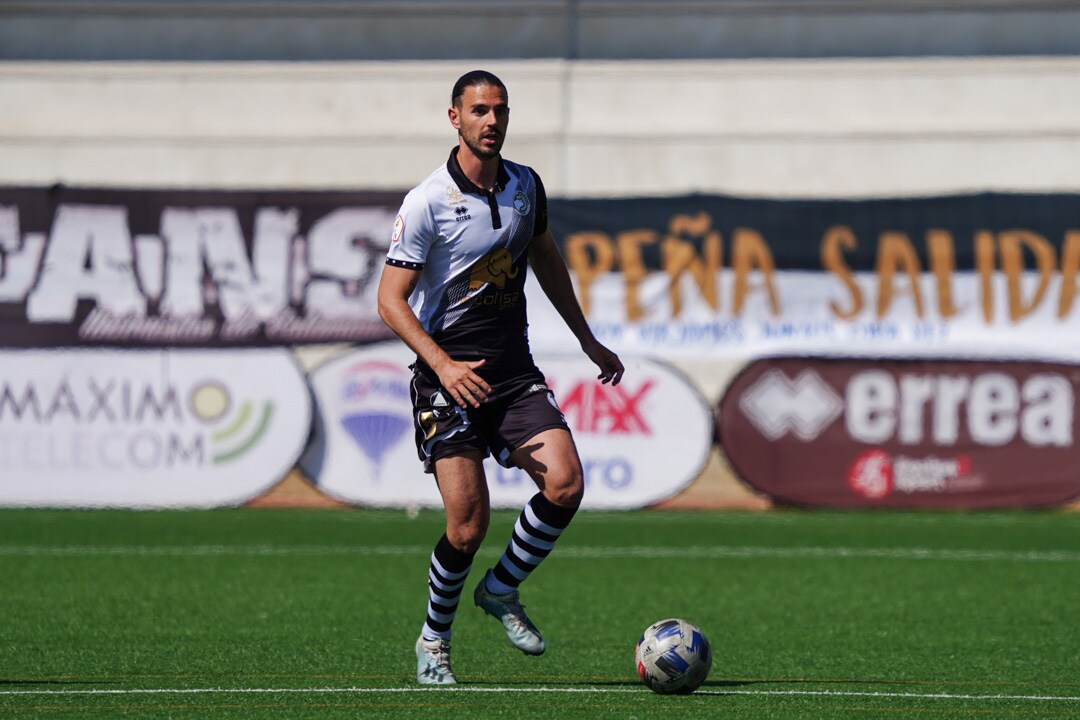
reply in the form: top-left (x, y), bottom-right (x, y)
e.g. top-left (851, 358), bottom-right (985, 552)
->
top-left (473, 573), bottom-right (546, 656)
top-left (415, 636), bottom-right (457, 685)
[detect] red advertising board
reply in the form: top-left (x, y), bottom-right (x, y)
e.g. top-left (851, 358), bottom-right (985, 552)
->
top-left (718, 357), bottom-right (1080, 508)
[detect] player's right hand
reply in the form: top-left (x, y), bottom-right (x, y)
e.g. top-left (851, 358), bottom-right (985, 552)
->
top-left (437, 358), bottom-right (491, 408)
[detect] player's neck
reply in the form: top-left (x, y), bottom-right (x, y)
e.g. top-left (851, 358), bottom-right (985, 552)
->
top-left (457, 143), bottom-right (501, 192)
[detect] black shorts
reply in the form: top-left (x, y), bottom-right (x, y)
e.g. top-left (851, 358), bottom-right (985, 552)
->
top-left (410, 367), bottom-right (570, 474)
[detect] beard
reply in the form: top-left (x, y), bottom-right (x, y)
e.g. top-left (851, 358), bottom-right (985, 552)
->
top-left (461, 131), bottom-right (504, 159)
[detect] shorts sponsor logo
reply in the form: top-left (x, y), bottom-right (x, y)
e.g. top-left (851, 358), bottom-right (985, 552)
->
top-left (546, 391), bottom-right (563, 415)
top-left (719, 357), bottom-right (1080, 508)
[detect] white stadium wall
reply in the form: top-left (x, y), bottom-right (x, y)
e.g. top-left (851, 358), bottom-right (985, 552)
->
top-left (4, 57), bottom-right (1080, 198)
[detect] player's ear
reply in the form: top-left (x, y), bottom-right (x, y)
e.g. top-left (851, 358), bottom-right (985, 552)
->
top-left (448, 105), bottom-right (461, 130)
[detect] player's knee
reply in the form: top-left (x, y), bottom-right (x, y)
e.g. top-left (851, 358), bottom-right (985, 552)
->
top-left (546, 467), bottom-right (584, 509)
top-left (447, 522), bottom-right (487, 554)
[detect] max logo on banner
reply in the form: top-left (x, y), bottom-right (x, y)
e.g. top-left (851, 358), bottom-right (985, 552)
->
top-left (556, 380), bottom-right (655, 435)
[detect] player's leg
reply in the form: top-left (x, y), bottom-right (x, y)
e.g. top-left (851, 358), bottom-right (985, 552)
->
top-left (417, 451), bottom-right (490, 684)
top-left (426, 452), bottom-right (490, 639)
top-left (474, 388), bottom-right (583, 656)
top-left (487, 427), bottom-right (582, 593)
top-left (410, 366), bottom-right (494, 684)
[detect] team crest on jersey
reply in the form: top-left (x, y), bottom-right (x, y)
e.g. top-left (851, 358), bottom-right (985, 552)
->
top-left (391, 215), bottom-right (404, 244)
top-left (447, 185), bottom-right (467, 205)
top-left (512, 191), bottom-right (531, 215)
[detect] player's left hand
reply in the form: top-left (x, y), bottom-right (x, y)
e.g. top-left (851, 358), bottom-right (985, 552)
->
top-left (582, 338), bottom-right (624, 385)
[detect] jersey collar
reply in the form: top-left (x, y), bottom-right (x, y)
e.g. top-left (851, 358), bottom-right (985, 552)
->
top-left (447, 147), bottom-right (511, 196)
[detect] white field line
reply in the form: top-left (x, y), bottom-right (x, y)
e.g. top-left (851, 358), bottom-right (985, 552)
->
top-left (315, 511), bottom-right (1073, 528)
top-left (2, 686), bottom-right (1080, 703)
top-left (0, 544), bottom-right (1078, 563)
top-left (567, 512), bottom-right (1079, 528)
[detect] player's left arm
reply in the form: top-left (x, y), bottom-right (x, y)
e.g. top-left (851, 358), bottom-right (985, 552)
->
top-left (528, 229), bottom-right (624, 385)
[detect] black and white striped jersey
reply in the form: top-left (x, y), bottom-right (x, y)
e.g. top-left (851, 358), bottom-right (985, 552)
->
top-left (386, 148), bottom-right (548, 379)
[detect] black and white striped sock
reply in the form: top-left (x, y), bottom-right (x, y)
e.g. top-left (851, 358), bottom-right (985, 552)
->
top-left (421, 534), bottom-right (474, 641)
top-left (486, 492), bottom-right (577, 595)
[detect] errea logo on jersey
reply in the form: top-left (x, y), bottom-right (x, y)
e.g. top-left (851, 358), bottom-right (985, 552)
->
top-left (512, 191), bottom-right (531, 215)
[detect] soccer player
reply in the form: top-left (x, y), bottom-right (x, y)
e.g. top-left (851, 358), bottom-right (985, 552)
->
top-left (377, 69), bottom-right (624, 685)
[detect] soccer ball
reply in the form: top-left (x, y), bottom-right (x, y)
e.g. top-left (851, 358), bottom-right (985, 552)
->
top-left (634, 618), bottom-right (712, 694)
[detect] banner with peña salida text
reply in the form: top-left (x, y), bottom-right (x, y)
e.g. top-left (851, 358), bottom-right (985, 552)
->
top-left (539, 192), bottom-right (1080, 362)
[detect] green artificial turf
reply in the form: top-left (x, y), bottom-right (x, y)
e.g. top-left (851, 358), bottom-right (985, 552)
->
top-left (1, 508), bottom-right (1079, 718)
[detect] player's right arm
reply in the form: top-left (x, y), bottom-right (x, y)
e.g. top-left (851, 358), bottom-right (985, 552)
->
top-left (377, 205), bottom-right (491, 409)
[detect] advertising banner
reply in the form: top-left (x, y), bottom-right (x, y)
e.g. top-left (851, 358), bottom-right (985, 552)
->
top-left (302, 342), bottom-right (713, 509)
top-left (6, 186), bottom-right (1080, 509)
top-left (0, 348), bottom-right (312, 507)
top-left (0, 186), bottom-right (400, 346)
top-left (535, 192), bottom-right (1080, 360)
top-left (717, 357), bottom-right (1080, 508)
top-left (7, 186), bottom-right (1080, 361)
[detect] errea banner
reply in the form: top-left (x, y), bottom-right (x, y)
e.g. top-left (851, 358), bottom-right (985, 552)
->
top-left (0, 349), bottom-right (311, 507)
top-left (0, 186), bottom-right (401, 346)
top-left (718, 357), bottom-right (1080, 509)
top-left (302, 342), bottom-right (712, 509)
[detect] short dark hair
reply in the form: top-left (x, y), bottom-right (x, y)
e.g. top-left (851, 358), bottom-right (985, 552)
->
top-left (451, 70), bottom-right (507, 106)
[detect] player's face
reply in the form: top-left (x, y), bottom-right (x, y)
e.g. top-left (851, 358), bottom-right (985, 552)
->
top-left (450, 84), bottom-right (509, 160)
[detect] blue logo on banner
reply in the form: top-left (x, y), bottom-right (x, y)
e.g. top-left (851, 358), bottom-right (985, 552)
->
top-left (338, 361), bottom-right (411, 482)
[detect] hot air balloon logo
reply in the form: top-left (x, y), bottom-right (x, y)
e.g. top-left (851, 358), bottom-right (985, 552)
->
top-left (338, 361), bottom-right (412, 483)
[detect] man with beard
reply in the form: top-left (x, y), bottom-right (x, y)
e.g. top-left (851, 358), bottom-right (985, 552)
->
top-left (377, 70), bottom-right (624, 685)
